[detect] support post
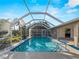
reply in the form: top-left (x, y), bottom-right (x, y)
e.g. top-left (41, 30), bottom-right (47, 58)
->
top-left (74, 24), bottom-right (79, 47)
top-left (29, 29), bottom-right (32, 38)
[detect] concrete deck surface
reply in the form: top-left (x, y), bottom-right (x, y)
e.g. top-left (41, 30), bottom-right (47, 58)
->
top-left (4, 52), bottom-right (76, 59)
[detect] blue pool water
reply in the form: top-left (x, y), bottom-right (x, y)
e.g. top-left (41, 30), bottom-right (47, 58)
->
top-left (69, 45), bottom-right (79, 50)
top-left (11, 37), bottom-right (62, 52)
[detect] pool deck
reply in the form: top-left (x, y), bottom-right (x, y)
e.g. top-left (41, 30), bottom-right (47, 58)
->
top-left (2, 52), bottom-right (79, 59)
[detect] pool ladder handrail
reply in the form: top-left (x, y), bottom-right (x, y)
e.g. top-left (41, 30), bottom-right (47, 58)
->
top-left (50, 37), bottom-right (69, 52)
top-left (53, 39), bottom-right (69, 52)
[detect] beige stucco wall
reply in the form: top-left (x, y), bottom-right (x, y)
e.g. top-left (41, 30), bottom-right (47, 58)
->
top-left (57, 24), bottom-right (74, 39)
top-left (0, 21), bottom-right (10, 32)
top-left (51, 20), bottom-right (79, 46)
top-left (56, 21), bottom-right (79, 39)
top-left (51, 28), bottom-right (57, 39)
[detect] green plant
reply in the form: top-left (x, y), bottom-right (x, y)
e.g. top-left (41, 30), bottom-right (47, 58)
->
top-left (8, 36), bottom-right (21, 43)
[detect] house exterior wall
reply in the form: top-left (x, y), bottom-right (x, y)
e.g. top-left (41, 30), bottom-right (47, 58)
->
top-left (51, 20), bottom-right (79, 40)
top-left (0, 20), bottom-right (10, 32)
top-left (57, 24), bottom-right (74, 39)
top-left (51, 28), bottom-right (57, 39)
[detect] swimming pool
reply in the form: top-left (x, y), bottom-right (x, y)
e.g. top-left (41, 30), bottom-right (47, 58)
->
top-left (11, 37), bottom-right (63, 52)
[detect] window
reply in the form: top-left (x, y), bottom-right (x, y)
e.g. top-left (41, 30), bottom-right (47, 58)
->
top-left (65, 29), bottom-right (71, 38)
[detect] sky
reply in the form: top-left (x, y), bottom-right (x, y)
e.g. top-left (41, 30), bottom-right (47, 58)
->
top-left (0, 0), bottom-right (79, 25)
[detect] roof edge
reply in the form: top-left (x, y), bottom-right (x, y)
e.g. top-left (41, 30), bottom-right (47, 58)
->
top-left (52, 17), bottom-right (79, 29)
